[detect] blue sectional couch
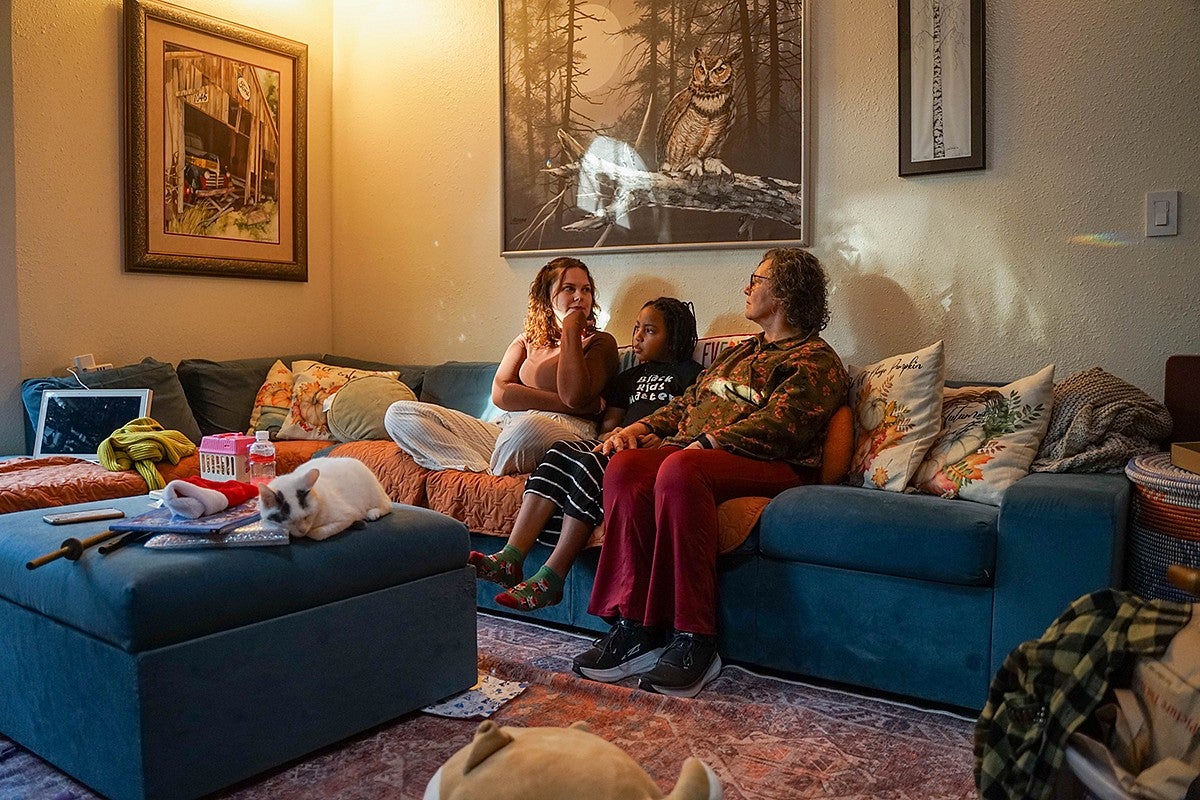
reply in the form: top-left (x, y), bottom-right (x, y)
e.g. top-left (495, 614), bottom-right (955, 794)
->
top-left (12, 352), bottom-right (1130, 713)
top-left (393, 360), bottom-right (1128, 711)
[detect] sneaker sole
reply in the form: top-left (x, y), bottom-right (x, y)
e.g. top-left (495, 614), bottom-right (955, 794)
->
top-left (639, 654), bottom-right (723, 699)
top-left (575, 647), bottom-right (665, 683)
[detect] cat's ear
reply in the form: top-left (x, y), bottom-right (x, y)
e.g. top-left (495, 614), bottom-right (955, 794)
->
top-left (259, 485), bottom-right (278, 508)
top-left (301, 469), bottom-right (320, 490)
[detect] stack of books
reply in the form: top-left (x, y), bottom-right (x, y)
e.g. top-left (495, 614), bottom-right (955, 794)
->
top-left (110, 500), bottom-right (288, 549)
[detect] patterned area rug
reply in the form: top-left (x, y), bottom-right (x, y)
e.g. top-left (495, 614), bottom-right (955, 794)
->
top-left (0, 614), bottom-right (978, 799)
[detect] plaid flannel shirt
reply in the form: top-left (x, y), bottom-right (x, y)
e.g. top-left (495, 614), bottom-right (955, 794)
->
top-left (974, 589), bottom-right (1191, 800)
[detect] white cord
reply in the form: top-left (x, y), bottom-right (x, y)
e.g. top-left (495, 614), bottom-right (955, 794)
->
top-left (66, 367), bottom-right (88, 388)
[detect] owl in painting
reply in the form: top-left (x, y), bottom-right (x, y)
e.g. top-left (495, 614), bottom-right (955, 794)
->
top-left (657, 48), bottom-right (741, 177)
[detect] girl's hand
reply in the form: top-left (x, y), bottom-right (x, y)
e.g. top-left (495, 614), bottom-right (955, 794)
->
top-left (598, 423), bottom-right (647, 454)
top-left (637, 433), bottom-right (662, 448)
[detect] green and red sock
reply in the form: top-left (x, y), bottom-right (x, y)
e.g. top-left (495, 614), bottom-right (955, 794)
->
top-left (468, 544), bottom-right (524, 589)
top-left (495, 565), bottom-right (564, 611)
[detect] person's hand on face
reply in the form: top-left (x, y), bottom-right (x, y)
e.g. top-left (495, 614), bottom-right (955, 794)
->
top-left (561, 308), bottom-right (588, 339)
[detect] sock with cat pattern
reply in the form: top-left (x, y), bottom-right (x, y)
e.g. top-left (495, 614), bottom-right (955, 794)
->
top-left (494, 565), bottom-right (564, 611)
top-left (467, 544), bottom-right (524, 589)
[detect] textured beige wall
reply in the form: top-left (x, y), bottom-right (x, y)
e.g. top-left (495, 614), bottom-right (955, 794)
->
top-left (5, 1), bottom-right (1198, 454)
top-left (331, 0), bottom-right (1199, 396)
top-left (1, 1), bottom-right (21, 454)
top-left (11, 0), bottom-right (334, 379)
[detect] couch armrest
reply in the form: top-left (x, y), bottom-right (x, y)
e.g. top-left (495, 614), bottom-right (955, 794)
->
top-left (991, 472), bottom-right (1129, 678)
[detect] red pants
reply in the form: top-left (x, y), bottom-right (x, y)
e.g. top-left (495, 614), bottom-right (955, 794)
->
top-left (588, 446), bottom-right (807, 636)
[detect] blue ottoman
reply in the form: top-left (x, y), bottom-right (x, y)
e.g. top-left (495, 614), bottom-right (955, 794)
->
top-left (0, 496), bottom-right (477, 800)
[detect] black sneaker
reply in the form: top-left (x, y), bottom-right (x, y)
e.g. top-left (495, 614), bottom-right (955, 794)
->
top-left (637, 632), bottom-right (722, 698)
top-left (571, 619), bottom-right (665, 683)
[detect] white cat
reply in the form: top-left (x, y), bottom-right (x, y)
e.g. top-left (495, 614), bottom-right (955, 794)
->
top-left (258, 457), bottom-right (392, 541)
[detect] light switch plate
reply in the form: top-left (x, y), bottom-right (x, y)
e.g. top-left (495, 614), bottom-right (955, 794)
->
top-left (1146, 190), bottom-right (1179, 237)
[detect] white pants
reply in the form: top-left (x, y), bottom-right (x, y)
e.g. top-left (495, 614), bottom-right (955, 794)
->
top-left (383, 400), bottom-right (596, 475)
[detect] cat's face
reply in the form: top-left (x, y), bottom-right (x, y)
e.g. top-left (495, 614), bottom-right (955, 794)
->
top-left (259, 468), bottom-right (320, 534)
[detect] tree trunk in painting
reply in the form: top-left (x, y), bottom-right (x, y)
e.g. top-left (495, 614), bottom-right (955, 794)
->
top-left (930, 0), bottom-right (945, 158)
top-left (736, 0), bottom-right (759, 158)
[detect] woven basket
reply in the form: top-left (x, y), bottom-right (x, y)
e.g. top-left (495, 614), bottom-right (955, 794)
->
top-left (1125, 453), bottom-right (1200, 603)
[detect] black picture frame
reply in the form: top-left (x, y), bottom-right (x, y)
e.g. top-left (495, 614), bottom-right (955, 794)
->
top-left (499, 0), bottom-right (811, 256)
top-left (124, 0), bottom-right (308, 280)
top-left (898, 0), bottom-right (984, 176)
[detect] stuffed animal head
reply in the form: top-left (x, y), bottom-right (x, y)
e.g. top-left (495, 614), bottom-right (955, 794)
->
top-left (424, 721), bottom-right (721, 800)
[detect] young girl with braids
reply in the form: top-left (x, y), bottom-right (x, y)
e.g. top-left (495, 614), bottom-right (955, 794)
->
top-left (470, 297), bottom-right (702, 611)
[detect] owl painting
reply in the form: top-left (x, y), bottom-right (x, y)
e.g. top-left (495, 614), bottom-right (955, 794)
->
top-left (657, 49), bottom-right (741, 177)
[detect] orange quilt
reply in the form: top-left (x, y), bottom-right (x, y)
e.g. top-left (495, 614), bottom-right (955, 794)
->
top-left (0, 454), bottom-right (200, 515)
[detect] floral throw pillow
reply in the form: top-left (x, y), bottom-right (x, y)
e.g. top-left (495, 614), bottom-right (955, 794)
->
top-left (847, 341), bottom-right (945, 492)
top-left (277, 360), bottom-right (401, 441)
top-left (247, 360), bottom-right (294, 437)
top-left (912, 364), bottom-right (1055, 505)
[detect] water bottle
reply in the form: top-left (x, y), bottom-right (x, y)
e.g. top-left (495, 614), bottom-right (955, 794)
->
top-left (247, 430), bottom-right (276, 486)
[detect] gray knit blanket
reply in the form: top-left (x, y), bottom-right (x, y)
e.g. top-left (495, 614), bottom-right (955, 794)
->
top-left (1031, 367), bottom-right (1172, 473)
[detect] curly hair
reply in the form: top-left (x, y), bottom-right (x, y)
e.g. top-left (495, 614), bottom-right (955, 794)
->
top-left (642, 297), bottom-right (699, 363)
top-left (523, 257), bottom-right (601, 347)
top-left (761, 247), bottom-right (831, 333)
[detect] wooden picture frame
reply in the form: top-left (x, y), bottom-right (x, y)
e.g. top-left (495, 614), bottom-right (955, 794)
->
top-left (124, 0), bottom-right (308, 280)
top-left (500, 0), bottom-right (811, 256)
top-left (898, 0), bottom-right (985, 176)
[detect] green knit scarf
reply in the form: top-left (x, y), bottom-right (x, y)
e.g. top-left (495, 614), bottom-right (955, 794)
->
top-left (98, 416), bottom-right (196, 490)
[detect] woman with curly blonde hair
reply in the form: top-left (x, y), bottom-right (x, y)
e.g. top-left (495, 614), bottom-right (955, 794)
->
top-left (385, 257), bottom-right (619, 475)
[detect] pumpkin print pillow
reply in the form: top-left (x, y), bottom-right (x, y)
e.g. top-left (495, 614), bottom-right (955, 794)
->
top-left (247, 359), bottom-right (294, 438)
top-left (847, 341), bottom-right (945, 492)
top-left (912, 364), bottom-right (1054, 505)
top-left (277, 360), bottom-right (400, 441)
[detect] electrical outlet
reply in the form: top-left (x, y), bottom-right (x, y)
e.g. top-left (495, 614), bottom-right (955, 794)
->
top-left (72, 353), bottom-right (96, 370)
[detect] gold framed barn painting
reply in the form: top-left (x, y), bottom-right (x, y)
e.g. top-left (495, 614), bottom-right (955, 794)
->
top-left (124, 0), bottom-right (307, 280)
top-left (500, 0), bottom-right (810, 256)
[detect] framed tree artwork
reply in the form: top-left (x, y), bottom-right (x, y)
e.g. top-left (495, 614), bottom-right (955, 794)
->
top-left (898, 0), bottom-right (985, 176)
top-left (124, 0), bottom-right (308, 280)
top-left (500, 0), bottom-right (811, 256)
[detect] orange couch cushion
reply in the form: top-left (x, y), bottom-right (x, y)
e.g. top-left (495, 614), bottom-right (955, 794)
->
top-left (0, 454), bottom-right (201, 515)
top-left (323, 440), bottom-right (429, 506)
top-left (426, 469), bottom-right (528, 538)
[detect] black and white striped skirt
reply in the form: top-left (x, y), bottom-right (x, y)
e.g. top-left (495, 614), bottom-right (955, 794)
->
top-left (524, 439), bottom-right (611, 538)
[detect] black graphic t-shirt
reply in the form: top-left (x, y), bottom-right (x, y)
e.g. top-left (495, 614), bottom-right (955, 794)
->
top-left (603, 359), bottom-right (704, 425)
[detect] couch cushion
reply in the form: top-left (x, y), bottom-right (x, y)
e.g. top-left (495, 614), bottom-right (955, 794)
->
top-left (847, 341), bottom-right (945, 492)
top-left (177, 354), bottom-right (323, 436)
top-left (0, 495), bottom-right (468, 652)
top-left (277, 361), bottom-right (400, 441)
top-left (326, 375), bottom-right (417, 442)
top-left (419, 362), bottom-right (502, 420)
top-left (758, 484), bottom-right (997, 586)
top-left (0, 454), bottom-right (201, 514)
top-left (427, 469), bottom-right (527, 537)
top-left (22, 359), bottom-right (202, 450)
top-left (246, 359), bottom-right (295, 437)
top-left (912, 364), bottom-right (1055, 504)
top-left (323, 440), bottom-right (430, 506)
top-left (321, 354), bottom-right (428, 398)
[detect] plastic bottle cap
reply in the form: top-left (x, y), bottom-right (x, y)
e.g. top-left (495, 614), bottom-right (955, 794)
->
top-left (255, 431), bottom-right (270, 441)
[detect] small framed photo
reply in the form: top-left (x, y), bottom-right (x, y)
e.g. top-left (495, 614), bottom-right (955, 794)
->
top-left (898, 0), bottom-right (985, 176)
top-left (124, 0), bottom-right (308, 280)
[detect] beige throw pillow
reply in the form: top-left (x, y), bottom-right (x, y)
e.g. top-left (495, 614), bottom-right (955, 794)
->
top-left (912, 365), bottom-right (1055, 505)
top-left (277, 360), bottom-right (401, 440)
top-left (326, 375), bottom-right (416, 442)
top-left (848, 341), bottom-right (946, 491)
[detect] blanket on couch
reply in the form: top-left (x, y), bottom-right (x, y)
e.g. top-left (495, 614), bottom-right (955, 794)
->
top-left (1032, 367), bottom-right (1172, 473)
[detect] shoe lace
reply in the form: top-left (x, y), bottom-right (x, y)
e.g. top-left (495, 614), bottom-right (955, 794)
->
top-left (662, 633), bottom-right (696, 667)
top-left (597, 620), bottom-right (637, 657)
